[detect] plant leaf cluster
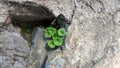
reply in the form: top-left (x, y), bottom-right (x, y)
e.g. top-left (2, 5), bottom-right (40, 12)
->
top-left (44, 27), bottom-right (66, 48)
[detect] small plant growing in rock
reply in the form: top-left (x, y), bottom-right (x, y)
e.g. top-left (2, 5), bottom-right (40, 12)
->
top-left (48, 40), bottom-right (55, 48)
top-left (44, 27), bottom-right (66, 49)
top-left (58, 28), bottom-right (66, 36)
top-left (53, 37), bottom-right (63, 46)
top-left (44, 27), bottom-right (57, 38)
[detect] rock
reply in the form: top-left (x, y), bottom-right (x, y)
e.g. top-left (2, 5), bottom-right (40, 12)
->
top-left (13, 61), bottom-right (26, 68)
top-left (0, 2), bottom-right (9, 26)
top-left (45, 51), bottom-right (66, 68)
top-left (34, 0), bottom-right (75, 20)
top-left (0, 30), bottom-right (30, 68)
top-left (44, 0), bottom-right (120, 68)
top-left (8, 0), bottom-right (74, 20)
top-left (8, 1), bottom-right (55, 22)
top-left (27, 27), bottom-right (48, 68)
top-left (64, 0), bottom-right (120, 68)
top-left (0, 0), bottom-right (120, 68)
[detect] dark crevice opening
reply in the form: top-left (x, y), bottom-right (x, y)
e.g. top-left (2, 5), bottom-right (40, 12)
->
top-left (8, 1), bottom-right (56, 46)
top-left (12, 17), bottom-right (55, 28)
top-left (41, 55), bottom-right (48, 68)
top-left (11, 16), bottom-right (55, 46)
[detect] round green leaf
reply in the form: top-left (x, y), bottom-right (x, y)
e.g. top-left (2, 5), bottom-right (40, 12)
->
top-left (58, 28), bottom-right (66, 36)
top-left (44, 27), bottom-right (57, 38)
top-left (52, 32), bottom-right (59, 39)
top-left (53, 37), bottom-right (63, 46)
top-left (46, 27), bottom-right (57, 35)
top-left (48, 40), bottom-right (55, 48)
top-left (44, 31), bottom-right (51, 38)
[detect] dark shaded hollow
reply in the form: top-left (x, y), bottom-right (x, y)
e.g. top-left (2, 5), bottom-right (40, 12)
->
top-left (11, 17), bottom-right (55, 28)
top-left (9, 1), bottom-right (56, 46)
top-left (11, 17), bottom-right (55, 46)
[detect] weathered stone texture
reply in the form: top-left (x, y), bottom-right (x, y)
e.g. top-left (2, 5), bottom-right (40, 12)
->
top-left (0, 30), bottom-right (30, 68)
top-left (0, 0), bottom-right (120, 68)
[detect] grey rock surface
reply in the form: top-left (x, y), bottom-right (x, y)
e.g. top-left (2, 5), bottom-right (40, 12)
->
top-left (45, 51), bottom-right (66, 68)
top-left (8, 1), bottom-right (55, 22)
top-left (8, 0), bottom-right (74, 20)
top-left (0, 2), bottom-right (9, 26)
top-left (0, 30), bottom-right (30, 68)
top-left (65, 0), bottom-right (120, 68)
top-left (0, 0), bottom-right (120, 68)
top-left (27, 27), bottom-right (48, 68)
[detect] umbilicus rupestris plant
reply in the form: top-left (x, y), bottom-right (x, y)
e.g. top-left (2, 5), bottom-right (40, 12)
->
top-left (44, 27), bottom-right (66, 48)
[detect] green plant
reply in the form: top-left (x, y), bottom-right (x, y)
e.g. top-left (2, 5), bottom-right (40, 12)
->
top-left (48, 40), bottom-right (55, 48)
top-left (44, 27), bottom-right (66, 49)
top-left (44, 27), bottom-right (57, 38)
top-left (52, 32), bottom-right (59, 39)
top-left (53, 37), bottom-right (63, 46)
top-left (58, 28), bottom-right (66, 36)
